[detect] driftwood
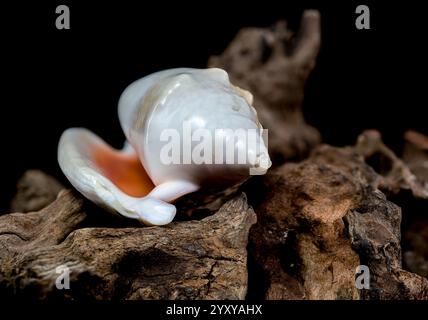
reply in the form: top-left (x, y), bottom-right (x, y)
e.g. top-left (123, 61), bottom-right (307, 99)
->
top-left (10, 170), bottom-right (64, 213)
top-left (0, 189), bottom-right (256, 299)
top-left (403, 130), bottom-right (428, 186)
top-left (2, 135), bottom-right (428, 300)
top-left (245, 138), bottom-right (428, 300)
top-left (209, 10), bottom-right (321, 164)
top-left (1, 12), bottom-right (428, 300)
top-left (355, 130), bottom-right (428, 199)
top-left (399, 131), bottom-right (428, 279)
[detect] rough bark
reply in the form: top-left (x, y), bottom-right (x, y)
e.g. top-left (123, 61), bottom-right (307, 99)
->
top-left (0, 189), bottom-right (256, 300)
top-left (2, 142), bottom-right (428, 300)
top-left (403, 214), bottom-right (428, 279)
top-left (245, 142), bottom-right (428, 300)
top-left (399, 131), bottom-right (428, 279)
top-left (209, 10), bottom-right (321, 164)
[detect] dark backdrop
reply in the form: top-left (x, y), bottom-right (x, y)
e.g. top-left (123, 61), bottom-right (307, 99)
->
top-left (1, 1), bottom-right (426, 212)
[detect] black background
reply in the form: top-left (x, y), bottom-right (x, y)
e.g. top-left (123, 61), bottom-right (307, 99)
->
top-left (0, 1), bottom-right (426, 212)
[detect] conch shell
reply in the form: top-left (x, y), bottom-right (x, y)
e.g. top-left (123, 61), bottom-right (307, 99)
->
top-left (58, 68), bottom-right (271, 225)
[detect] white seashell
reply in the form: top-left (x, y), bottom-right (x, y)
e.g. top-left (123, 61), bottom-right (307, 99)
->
top-left (58, 68), bottom-right (271, 225)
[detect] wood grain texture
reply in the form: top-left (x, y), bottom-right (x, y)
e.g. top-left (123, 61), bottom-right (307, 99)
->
top-left (0, 190), bottom-right (256, 299)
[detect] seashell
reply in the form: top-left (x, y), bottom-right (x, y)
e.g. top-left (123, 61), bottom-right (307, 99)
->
top-left (58, 68), bottom-right (271, 225)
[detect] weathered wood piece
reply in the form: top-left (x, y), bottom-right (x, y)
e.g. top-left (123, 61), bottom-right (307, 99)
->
top-left (0, 189), bottom-right (256, 299)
